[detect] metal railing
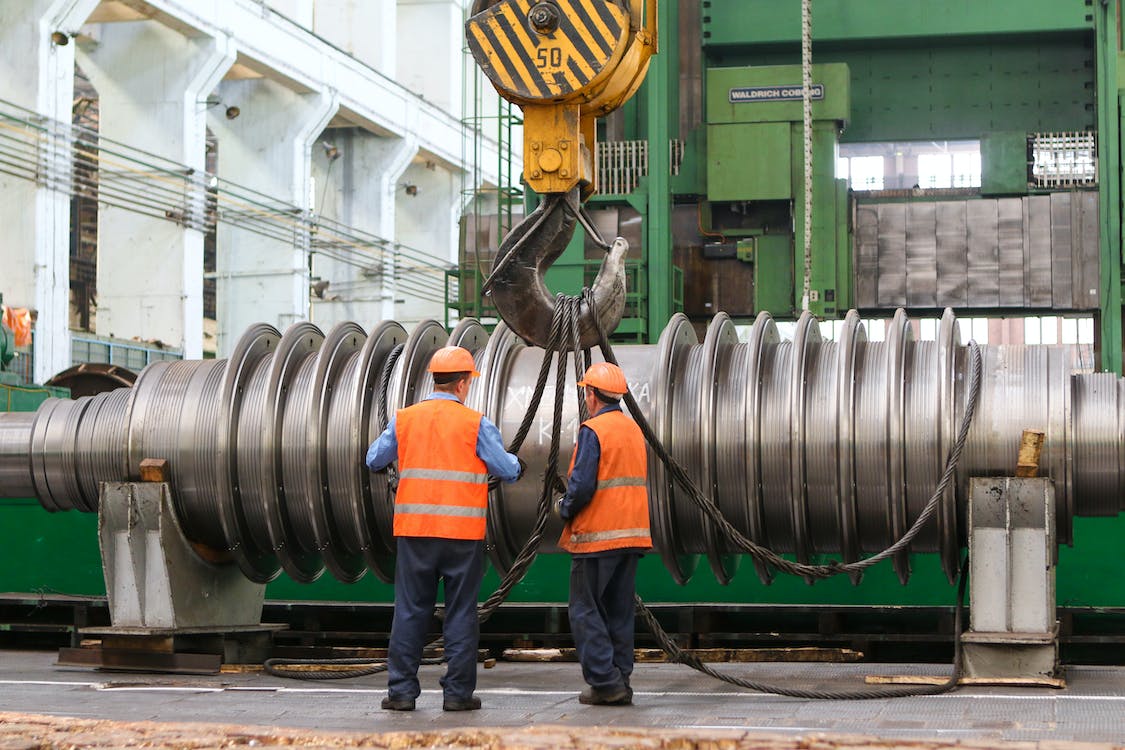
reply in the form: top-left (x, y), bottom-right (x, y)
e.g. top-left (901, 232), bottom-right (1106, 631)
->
top-left (71, 334), bottom-right (182, 371)
top-left (1031, 131), bottom-right (1098, 189)
top-left (596, 139), bottom-right (684, 195)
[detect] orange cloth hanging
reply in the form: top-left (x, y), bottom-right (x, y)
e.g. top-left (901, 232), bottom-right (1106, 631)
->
top-left (1, 306), bottom-right (32, 348)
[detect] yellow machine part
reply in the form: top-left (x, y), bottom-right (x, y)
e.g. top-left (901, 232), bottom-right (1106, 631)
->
top-left (467, 0), bottom-right (657, 196)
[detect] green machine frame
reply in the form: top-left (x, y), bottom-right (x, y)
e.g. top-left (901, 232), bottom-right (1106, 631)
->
top-left (6, 1), bottom-right (1125, 649)
top-left (442, 0), bottom-right (1125, 618)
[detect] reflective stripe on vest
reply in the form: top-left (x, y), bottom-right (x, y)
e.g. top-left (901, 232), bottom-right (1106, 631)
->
top-left (596, 476), bottom-right (646, 490)
top-left (399, 468), bottom-right (488, 484)
top-left (559, 409), bottom-right (652, 554)
top-left (394, 398), bottom-right (489, 540)
top-left (396, 503), bottom-right (487, 518)
top-left (568, 527), bottom-right (650, 544)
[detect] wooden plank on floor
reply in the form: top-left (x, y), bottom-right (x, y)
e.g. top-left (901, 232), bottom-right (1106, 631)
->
top-left (865, 674), bottom-right (1066, 688)
top-left (503, 647), bottom-right (863, 663)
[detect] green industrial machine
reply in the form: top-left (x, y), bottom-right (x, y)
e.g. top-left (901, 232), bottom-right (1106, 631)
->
top-left (704, 63), bottom-right (851, 318)
top-left (439, 0), bottom-right (1125, 631)
top-left (0, 331), bottom-right (11, 374)
top-left (0, 373), bottom-right (94, 595)
top-left (6, 0), bottom-right (1125, 657)
top-left (0, 293), bottom-right (13, 372)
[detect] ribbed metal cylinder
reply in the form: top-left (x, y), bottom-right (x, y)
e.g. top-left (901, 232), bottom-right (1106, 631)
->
top-left (0, 310), bottom-right (1119, 586)
top-left (0, 411), bottom-right (36, 499)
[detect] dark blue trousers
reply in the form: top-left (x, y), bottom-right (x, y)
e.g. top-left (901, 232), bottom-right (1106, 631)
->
top-left (568, 553), bottom-right (639, 691)
top-left (387, 536), bottom-right (484, 702)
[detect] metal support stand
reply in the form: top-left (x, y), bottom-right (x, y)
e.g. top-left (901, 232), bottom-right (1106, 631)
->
top-left (57, 481), bottom-right (276, 673)
top-left (961, 477), bottom-right (1060, 683)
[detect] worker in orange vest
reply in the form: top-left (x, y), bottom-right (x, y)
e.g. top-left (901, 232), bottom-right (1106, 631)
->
top-left (366, 345), bottom-right (523, 712)
top-left (555, 361), bottom-right (652, 706)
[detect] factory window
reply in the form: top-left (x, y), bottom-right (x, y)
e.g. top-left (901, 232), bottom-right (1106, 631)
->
top-left (918, 153), bottom-right (953, 189)
top-left (841, 141), bottom-right (980, 190)
top-left (952, 151), bottom-right (982, 188)
top-left (960, 318), bottom-right (989, 345)
top-left (918, 151), bottom-right (983, 189)
top-left (1024, 316), bottom-right (1095, 346)
top-left (836, 156), bottom-right (884, 191)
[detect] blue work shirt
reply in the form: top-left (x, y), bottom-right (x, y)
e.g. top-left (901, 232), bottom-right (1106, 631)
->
top-left (365, 392), bottom-right (521, 481)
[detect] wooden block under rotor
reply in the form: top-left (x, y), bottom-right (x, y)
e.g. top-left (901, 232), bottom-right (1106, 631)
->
top-left (1015, 429), bottom-right (1046, 477)
top-left (139, 458), bottom-right (169, 483)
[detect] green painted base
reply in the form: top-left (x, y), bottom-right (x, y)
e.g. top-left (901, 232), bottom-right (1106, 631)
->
top-left (4, 501), bottom-right (1125, 609)
top-left (0, 501), bottom-right (104, 596)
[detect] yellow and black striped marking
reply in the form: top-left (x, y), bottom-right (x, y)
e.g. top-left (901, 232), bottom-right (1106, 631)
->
top-left (467, 0), bottom-right (629, 102)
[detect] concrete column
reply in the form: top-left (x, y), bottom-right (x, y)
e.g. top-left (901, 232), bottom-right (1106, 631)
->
top-left (394, 157), bottom-right (460, 325)
top-left (79, 24), bottom-right (234, 359)
top-left (397, 0), bottom-right (463, 115)
top-left (209, 78), bottom-right (337, 354)
top-left (313, 0), bottom-right (396, 76)
top-left (0, 0), bottom-right (99, 382)
top-left (310, 128), bottom-right (418, 327)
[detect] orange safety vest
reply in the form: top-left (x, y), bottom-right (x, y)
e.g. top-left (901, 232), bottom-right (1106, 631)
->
top-left (394, 398), bottom-right (489, 540)
top-left (559, 409), bottom-right (652, 554)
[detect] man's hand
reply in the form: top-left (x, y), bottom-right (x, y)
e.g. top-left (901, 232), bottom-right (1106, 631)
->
top-left (553, 496), bottom-right (566, 519)
top-left (489, 457), bottom-right (527, 491)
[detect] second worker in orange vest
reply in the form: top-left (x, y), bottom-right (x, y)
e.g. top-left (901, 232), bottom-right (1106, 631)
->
top-left (367, 346), bottom-right (522, 712)
top-left (555, 362), bottom-right (652, 706)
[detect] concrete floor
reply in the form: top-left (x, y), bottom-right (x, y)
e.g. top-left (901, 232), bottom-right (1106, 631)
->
top-left (2, 651), bottom-right (1125, 744)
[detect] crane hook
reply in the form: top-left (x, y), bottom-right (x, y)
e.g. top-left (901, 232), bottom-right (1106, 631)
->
top-left (483, 187), bottom-right (627, 351)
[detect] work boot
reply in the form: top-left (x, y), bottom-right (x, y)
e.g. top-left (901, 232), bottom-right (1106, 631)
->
top-left (443, 695), bottom-right (482, 711)
top-left (578, 684), bottom-right (632, 705)
top-left (381, 696), bottom-right (416, 711)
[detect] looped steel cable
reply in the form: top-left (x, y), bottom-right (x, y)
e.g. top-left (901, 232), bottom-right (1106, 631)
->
top-left (271, 293), bottom-right (589, 677)
top-left (269, 292), bottom-right (984, 692)
top-left (578, 291), bottom-right (981, 697)
top-left (635, 555), bottom-right (970, 700)
top-left (264, 655), bottom-right (443, 681)
top-left (376, 343), bottom-right (405, 495)
top-left (586, 292), bottom-right (985, 581)
top-left (479, 294), bottom-right (579, 620)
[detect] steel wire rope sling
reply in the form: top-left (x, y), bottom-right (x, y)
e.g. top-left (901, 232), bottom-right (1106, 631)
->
top-left (584, 288), bottom-right (984, 699)
top-left (270, 218), bottom-right (985, 691)
top-left (267, 214), bottom-right (985, 691)
top-left (264, 295), bottom-right (590, 680)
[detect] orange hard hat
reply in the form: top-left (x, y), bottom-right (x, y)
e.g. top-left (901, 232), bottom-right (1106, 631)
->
top-left (577, 362), bottom-right (628, 397)
top-left (427, 346), bottom-right (480, 377)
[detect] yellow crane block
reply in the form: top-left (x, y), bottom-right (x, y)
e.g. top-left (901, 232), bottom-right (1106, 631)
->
top-left (467, 0), bottom-right (657, 197)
